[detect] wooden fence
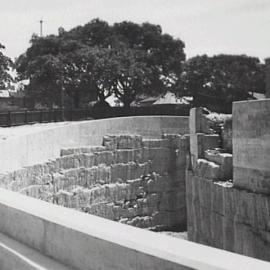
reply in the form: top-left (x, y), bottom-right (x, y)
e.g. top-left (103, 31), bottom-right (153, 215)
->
top-left (0, 105), bottom-right (190, 127)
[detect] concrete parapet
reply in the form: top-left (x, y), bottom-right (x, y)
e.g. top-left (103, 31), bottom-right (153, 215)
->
top-left (0, 232), bottom-right (72, 270)
top-left (0, 188), bottom-right (269, 270)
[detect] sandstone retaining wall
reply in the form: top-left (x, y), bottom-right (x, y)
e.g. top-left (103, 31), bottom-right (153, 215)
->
top-left (0, 134), bottom-right (189, 231)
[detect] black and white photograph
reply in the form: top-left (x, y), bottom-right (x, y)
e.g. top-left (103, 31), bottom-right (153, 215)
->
top-left (0, 1), bottom-right (269, 269)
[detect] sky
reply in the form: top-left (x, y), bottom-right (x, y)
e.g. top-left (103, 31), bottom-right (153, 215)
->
top-left (1, 0), bottom-right (270, 61)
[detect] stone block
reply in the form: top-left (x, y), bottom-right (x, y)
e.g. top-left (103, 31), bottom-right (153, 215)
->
top-left (56, 155), bottom-right (80, 170)
top-left (146, 174), bottom-right (171, 193)
top-left (126, 179), bottom-right (142, 200)
top-left (127, 216), bottom-right (153, 228)
top-left (102, 135), bottom-right (118, 150)
top-left (111, 162), bottom-right (150, 183)
top-left (142, 147), bottom-right (171, 174)
top-left (205, 149), bottom-right (232, 180)
top-left (142, 139), bottom-right (170, 148)
top-left (51, 172), bottom-right (65, 190)
top-left (94, 151), bottom-right (115, 166)
top-left (85, 165), bottom-right (111, 187)
top-left (114, 149), bottom-right (142, 164)
top-left (61, 145), bottom-right (108, 161)
top-left (103, 135), bottom-right (143, 150)
top-left (80, 154), bottom-right (96, 168)
top-left (19, 185), bottom-right (42, 198)
top-left (194, 159), bottom-right (221, 180)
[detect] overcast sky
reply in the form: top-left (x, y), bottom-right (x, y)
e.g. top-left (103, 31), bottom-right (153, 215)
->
top-left (1, 0), bottom-right (270, 61)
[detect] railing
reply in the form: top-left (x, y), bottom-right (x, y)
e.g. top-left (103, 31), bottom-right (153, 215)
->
top-left (0, 105), bottom-right (190, 127)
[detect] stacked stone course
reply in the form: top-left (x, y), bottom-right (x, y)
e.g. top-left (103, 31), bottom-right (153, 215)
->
top-left (0, 134), bottom-right (189, 231)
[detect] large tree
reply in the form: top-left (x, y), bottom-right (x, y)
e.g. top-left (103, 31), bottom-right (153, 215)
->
top-left (16, 19), bottom-right (186, 108)
top-left (0, 43), bottom-right (13, 89)
top-left (181, 54), bottom-right (265, 110)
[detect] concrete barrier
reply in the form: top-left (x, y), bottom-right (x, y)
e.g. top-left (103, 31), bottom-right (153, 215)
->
top-left (0, 188), bottom-right (269, 270)
top-left (0, 232), bottom-right (72, 270)
top-left (0, 116), bottom-right (189, 173)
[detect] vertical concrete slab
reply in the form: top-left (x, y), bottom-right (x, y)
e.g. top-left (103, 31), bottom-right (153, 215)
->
top-left (189, 108), bottom-right (204, 134)
top-left (233, 99), bottom-right (270, 193)
top-left (266, 58), bottom-right (270, 98)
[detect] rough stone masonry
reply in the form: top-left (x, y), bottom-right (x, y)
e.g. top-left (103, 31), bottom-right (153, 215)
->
top-left (186, 105), bottom-right (270, 262)
top-left (0, 134), bottom-right (189, 231)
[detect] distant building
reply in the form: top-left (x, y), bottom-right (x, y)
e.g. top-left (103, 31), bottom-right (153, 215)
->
top-left (131, 91), bottom-right (192, 107)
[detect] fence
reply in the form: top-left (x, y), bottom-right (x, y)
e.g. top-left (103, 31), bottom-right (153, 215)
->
top-left (0, 105), bottom-right (190, 127)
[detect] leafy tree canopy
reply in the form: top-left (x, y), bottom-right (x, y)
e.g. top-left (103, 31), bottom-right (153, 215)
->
top-left (15, 18), bottom-right (186, 107)
top-left (180, 54), bottom-right (265, 109)
top-left (0, 43), bottom-right (13, 89)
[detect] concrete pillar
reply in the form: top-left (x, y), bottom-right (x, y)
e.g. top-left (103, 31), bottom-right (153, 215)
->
top-left (266, 58), bottom-right (270, 98)
top-left (189, 107), bottom-right (204, 134)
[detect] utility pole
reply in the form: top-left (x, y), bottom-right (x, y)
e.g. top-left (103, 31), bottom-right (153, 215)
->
top-left (39, 19), bottom-right (43, 37)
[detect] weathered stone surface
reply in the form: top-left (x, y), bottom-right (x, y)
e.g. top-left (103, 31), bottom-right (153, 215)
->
top-left (60, 146), bottom-right (106, 156)
top-left (94, 151), bottom-right (115, 166)
top-left (142, 139), bottom-right (170, 148)
top-left (103, 134), bottom-right (143, 150)
top-left (186, 169), bottom-right (270, 262)
top-left (221, 118), bottom-right (232, 152)
top-left (142, 147), bottom-right (171, 174)
top-left (205, 149), bottom-right (232, 180)
top-left (114, 149), bottom-right (142, 164)
top-left (194, 159), bottom-right (221, 180)
top-left (0, 133), bottom-right (188, 232)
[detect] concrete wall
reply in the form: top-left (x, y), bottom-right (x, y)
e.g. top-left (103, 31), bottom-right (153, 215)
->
top-left (0, 188), bottom-right (269, 270)
top-left (0, 134), bottom-right (188, 231)
top-left (233, 99), bottom-right (270, 193)
top-left (0, 116), bottom-right (189, 173)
